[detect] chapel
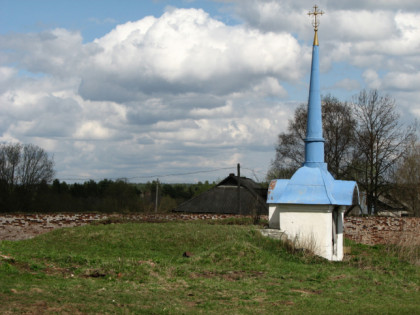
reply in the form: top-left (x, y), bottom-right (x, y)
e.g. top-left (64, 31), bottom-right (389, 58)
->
top-left (267, 5), bottom-right (359, 261)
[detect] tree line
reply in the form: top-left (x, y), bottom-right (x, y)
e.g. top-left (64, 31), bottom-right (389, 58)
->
top-left (0, 143), bottom-right (215, 213)
top-left (0, 176), bottom-right (215, 213)
top-left (268, 89), bottom-right (418, 216)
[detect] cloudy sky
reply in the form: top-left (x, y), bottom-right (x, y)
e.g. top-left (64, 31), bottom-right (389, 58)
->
top-left (1, 0), bottom-right (419, 183)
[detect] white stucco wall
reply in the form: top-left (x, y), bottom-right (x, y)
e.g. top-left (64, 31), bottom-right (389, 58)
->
top-left (268, 204), bottom-right (345, 261)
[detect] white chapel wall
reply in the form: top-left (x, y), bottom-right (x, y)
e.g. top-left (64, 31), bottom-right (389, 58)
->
top-left (269, 204), bottom-right (345, 261)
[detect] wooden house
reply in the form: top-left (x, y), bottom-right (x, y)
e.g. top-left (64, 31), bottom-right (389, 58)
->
top-left (173, 173), bottom-right (268, 215)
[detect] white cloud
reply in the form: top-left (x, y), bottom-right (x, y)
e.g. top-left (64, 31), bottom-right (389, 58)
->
top-left (1, 29), bottom-right (86, 77)
top-left (78, 8), bottom-right (303, 102)
top-left (1, 7), bottom-right (302, 181)
top-left (383, 71), bottom-right (420, 91)
top-left (362, 69), bottom-right (382, 89)
top-left (74, 121), bottom-right (114, 140)
top-left (190, 101), bottom-right (233, 117)
top-left (0, 67), bottom-right (17, 85)
top-left (332, 78), bottom-right (361, 91)
top-left (252, 77), bottom-right (287, 97)
top-left (326, 10), bottom-right (395, 41)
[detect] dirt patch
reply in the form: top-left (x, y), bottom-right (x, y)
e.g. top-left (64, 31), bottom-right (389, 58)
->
top-left (291, 289), bottom-right (322, 295)
top-left (191, 270), bottom-right (265, 281)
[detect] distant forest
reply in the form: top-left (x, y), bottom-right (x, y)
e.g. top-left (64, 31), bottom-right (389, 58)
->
top-left (0, 179), bottom-right (216, 213)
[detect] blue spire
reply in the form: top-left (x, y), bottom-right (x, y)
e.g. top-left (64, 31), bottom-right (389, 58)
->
top-left (304, 31), bottom-right (326, 168)
top-left (267, 6), bottom-right (359, 207)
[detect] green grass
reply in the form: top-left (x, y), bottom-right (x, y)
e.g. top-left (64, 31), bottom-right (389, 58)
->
top-left (0, 220), bottom-right (419, 314)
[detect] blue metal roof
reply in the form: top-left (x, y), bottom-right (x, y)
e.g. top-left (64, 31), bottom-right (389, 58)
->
top-left (267, 166), bottom-right (358, 206)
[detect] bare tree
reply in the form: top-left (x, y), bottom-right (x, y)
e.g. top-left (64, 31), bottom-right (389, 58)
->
top-left (392, 142), bottom-right (420, 217)
top-left (268, 95), bottom-right (356, 179)
top-left (271, 104), bottom-right (306, 173)
top-left (0, 143), bottom-right (55, 187)
top-left (323, 95), bottom-right (356, 178)
top-left (351, 89), bottom-right (416, 214)
top-left (0, 143), bottom-right (22, 187)
top-left (18, 144), bottom-right (55, 186)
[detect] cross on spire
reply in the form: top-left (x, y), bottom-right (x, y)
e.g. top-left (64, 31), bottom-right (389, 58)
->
top-left (308, 5), bottom-right (324, 31)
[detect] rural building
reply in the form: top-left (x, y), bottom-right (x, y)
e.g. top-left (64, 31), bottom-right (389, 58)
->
top-left (267, 6), bottom-right (359, 261)
top-left (346, 192), bottom-right (409, 217)
top-left (173, 173), bottom-right (268, 215)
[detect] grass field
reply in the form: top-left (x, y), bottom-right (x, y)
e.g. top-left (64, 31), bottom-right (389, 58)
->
top-left (0, 219), bottom-right (419, 314)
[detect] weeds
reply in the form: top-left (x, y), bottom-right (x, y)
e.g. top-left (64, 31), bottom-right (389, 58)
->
top-left (281, 232), bottom-right (320, 262)
top-left (384, 231), bottom-right (420, 265)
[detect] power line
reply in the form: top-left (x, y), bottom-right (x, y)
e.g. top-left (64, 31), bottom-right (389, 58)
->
top-left (59, 166), bottom-right (237, 182)
top-left (242, 167), bottom-right (266, 175)
top-left (129, 166), bottom-right (235, 180)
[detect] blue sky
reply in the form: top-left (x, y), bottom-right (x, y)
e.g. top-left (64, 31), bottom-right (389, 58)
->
top-left (1, 1), bottom-right (233, 41)
top-left (1, 0), bottom-right (419, 183)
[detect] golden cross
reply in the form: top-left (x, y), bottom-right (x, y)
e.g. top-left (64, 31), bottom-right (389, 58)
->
top-left (308, 4), bottom-right (324, 31)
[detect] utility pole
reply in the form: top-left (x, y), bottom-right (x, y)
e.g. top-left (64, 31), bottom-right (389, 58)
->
top-left (237, 163), bottom-right (241, 215)
top-left (155, 178), bottom-right (159, 213)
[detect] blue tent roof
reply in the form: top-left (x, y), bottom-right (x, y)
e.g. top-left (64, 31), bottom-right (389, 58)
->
top-left (267, 166), bottom-right (358, 206)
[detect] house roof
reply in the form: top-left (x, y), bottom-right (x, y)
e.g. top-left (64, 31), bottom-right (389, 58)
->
top-left (173, 174), bottom-right (268, 215)
top-left (217, 173), bottom-right (262, 190)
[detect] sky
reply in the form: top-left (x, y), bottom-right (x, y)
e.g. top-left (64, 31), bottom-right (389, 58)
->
top-left (1, 0), bottom-right (419, 184)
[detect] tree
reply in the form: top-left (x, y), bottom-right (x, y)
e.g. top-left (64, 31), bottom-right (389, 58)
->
top-left (18, 144), bottom-right (55, 186)
top-left (0, 143), bottom-right (55, 187)
top-left (350, 89), bottom-right (416, 214)
top-left (0, 143), bottom-right (55, 212)
top-left (392, 143), bottom-right (420, 217)
top-left (269, 104), bottom-right (305, 175)
top-left (0, 143), bottom-right (22, 188)
top-left (322, 95), bottom-right (356, 178)
top-left (268, 95), bottom-right (356, 179)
